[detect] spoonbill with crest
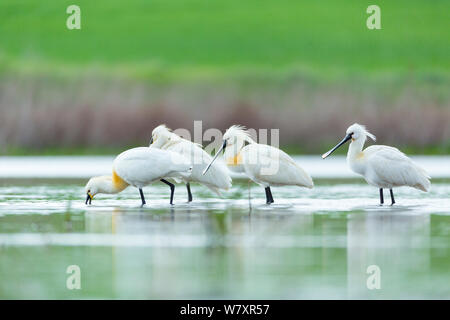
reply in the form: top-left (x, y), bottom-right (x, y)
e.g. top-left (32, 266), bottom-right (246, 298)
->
top-left (85, 147), bottom-right (192, 206)
top-left (149, 124), bottom-right (232, 202)
top-left (203, 125), bottom-right (313, 204)
top-left (322, 123), bottom-right (431, 205)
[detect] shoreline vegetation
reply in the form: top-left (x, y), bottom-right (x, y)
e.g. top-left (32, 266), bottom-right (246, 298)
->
top-left (0, 73), bottom-right (448, 156)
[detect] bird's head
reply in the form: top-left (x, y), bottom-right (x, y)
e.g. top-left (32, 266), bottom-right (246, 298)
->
top-left (346, 123), bottom-right (376, 142)
top-left (203, 125), bottom-right (253, 175)
top-left (149, 124), bottom-right (172, 148)
top-left (222, 125), bottom-right (253, 149)
top-left (84, 176), bottom-right (111, 204)
top-left (322, 123), bottom-right (376, 159)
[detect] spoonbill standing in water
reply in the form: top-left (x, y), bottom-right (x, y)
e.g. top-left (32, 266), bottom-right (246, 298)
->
top-left (203, 125), bottom-right (313, 204)
top-left (322, 123), bottom-right (431, 205)
top-left (85, 147), bottom-right (192, 206)
top-left (149, 125), bottom-right (231, 202)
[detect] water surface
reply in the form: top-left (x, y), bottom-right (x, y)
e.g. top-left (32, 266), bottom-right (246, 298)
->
top-left (0, 179), bottom-right (449, 299)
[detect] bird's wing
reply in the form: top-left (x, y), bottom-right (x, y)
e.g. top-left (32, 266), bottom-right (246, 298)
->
top-left (243, 144), bottom-right (313, 188)
top-left (196, 155), bottom-right (232, 190)
top-left (114, 148), bottom-right (190, 187)
top-left (166, 140), bottom-right (232, 190)
top-left (163, 136), bottom-right (203, 150)
top-left (366, 146), bottom-right (430, 191)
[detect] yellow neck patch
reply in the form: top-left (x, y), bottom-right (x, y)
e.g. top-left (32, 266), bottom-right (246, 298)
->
top-left (112, 170), bottom-right (129, 192)
top-left (226, 153), bottom-right (243, 166)
top-left (356, 152), bottom-right (365, 160)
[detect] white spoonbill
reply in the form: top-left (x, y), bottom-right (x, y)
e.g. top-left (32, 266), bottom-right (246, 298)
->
top-left (85, 147), bottom-right (192, 206)
top-left (203, 125), bottom-right (313, 204)
top-left (322, 123), bottom-right (431, 205)
top-left (149, 124), bottom-right (232, 202)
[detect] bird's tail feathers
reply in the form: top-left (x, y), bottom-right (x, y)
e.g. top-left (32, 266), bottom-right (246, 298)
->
top-left (413, 165), bottom-right (431, 192)
top-left (302, 174), bottom-right (314, 189)
top-left (293, 161), bottom-right (314, 189)
top-left (414, 180), bottom-right (430, 192)
top-left (208, 186), bottom-right (223, 197)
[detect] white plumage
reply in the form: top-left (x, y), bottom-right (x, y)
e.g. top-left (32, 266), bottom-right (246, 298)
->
top-left (242, 143), bottom-right (313, 188)
top-left (114, 147), bottom-right (192, 188)
top-left (362, 146), bottom-right (431, 191)
top-left (204, 125), bottom-right (313, 204)
top-left (322, 123), bottom-right (431, 205)
top-left (85, 147), bottom-right (192, 205)
top-left (149, 124), bottom-right (231, 201)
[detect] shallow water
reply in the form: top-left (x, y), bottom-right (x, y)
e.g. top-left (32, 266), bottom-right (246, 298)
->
top-left (0, 179), bottom-right (449, 299)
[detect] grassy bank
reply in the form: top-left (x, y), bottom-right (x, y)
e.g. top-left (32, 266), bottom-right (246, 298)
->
top-left (1, 0), bottom-right (449, 79)
top-left (2, 144), bottom-right (449, 156)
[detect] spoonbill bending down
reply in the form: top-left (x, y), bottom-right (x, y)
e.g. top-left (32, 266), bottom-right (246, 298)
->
top-left (85, 147), bottom-right (192, 206)
top-left (203, 125), bottom-right (313, 204)
top-left (149, 124), bottom-right (231, 202)
top-left (322, 123), bottom-right (431, 205)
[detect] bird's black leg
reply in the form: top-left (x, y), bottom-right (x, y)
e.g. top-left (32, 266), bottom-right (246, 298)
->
top-left (390, 189), bottom-right (395, 206)
top-left (265, 187), bottom-right (269, 204)
top-left (161, 179), bottom-right (175, 205)
top-left (186, 182), bottom-right (193, 202)
top-left (265, 186), bottom-right (274, 204)
top-left (139, 188), bottom-right (146, 206)
top-left (379, 188), bottom-right (384, 205)
top-left (85, 194), bottom-right (91, 205)
top-left (268, 187), bottom-right (274, 204)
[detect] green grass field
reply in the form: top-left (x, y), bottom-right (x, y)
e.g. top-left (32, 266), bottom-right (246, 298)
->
top-left (1, 0), bottom-right (449, 81)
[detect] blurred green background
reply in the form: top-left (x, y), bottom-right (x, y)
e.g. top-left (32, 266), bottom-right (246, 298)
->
top-left (0, 0), bottom-right (449, 155)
